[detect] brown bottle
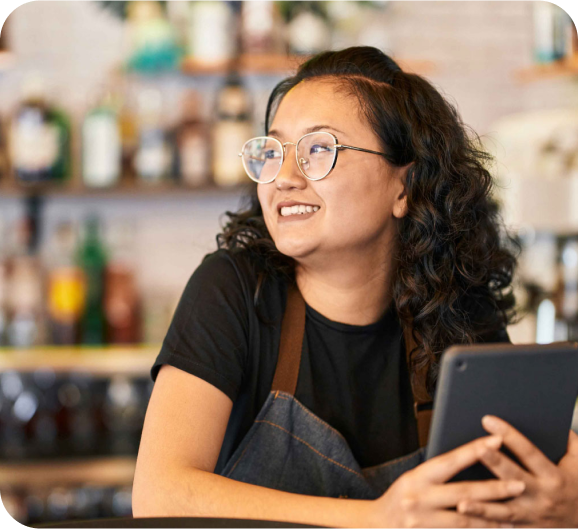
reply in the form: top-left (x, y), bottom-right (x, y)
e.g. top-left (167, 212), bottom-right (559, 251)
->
top-left (175, 90), bottom-right (210, 187)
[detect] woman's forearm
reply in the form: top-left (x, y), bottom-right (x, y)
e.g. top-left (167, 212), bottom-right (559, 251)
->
top-left (132, 465), bottom-right (377, 528)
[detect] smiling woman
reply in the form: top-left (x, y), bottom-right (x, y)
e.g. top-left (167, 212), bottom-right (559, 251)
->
top-left (133, 47), bottom-right (534, 528)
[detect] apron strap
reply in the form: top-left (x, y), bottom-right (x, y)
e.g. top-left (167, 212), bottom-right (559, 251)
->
top-left (272, 282), bottom-right (434, 448)
top-left (271, 283), bottom-right (306, 395)
top-left (403, 326), bottom-right (434, 448)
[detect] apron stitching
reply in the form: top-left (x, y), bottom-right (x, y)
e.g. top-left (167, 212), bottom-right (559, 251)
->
top-left (255, 419), bottom-right (363, 478)
top-left (274, 393), bottom-right (351, 445)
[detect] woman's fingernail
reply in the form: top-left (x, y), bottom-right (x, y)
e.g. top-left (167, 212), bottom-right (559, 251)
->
top-left (485, 435), bottom-right (502, 449)
top-left (508, 480), bottom-right (526, 494)
top-left (483, 415), bottom-right (499, 429)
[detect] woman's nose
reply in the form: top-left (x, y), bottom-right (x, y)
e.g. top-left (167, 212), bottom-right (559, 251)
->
top-left (275, 144), bottom-right (307, 190)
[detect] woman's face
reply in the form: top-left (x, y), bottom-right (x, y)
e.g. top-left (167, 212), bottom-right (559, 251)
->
top-left (257, 79), bottom-right (409, 264)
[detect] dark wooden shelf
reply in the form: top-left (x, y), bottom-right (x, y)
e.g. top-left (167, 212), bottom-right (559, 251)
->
top-left (0, 179), bottom-right (252, 199)
top-left (0, 456), bottom-right (136, 487)
top-left (0, 345), bottom-right (159, 376)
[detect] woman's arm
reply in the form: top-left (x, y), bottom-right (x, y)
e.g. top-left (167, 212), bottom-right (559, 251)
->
top-left (133, 365), bottom-right (519, 527)
top-left (132, 364), bottom-right (373, 527)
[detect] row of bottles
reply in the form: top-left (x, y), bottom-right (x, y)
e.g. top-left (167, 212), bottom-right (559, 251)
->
top-left (0, 369), bottom-right (152, 460)
top-left (0, 212), bottom-right (144, 347)
top-left (3, 484), bottom-right (133, 525)
top-left (516, 229), bottom-right (578, 343)
top-left (1, 70), bottom-right (254, 189)
top-left (533, 2), bottom-right (578, 64)
top-left (122, 1), bottom-right (373, 72)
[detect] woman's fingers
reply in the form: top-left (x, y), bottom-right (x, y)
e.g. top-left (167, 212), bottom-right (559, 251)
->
top-left (482, 416), bottom-right (558, 478)
top-left (566, 429), bottom-right (578, 456)
top-left (421, 435), bottom-right (503, 484)
top-left (405, 510), bottom-right (516, 528)
top-left (479, 444), bottom-right (532, 482)
top-left (421, 479), bottom-right (526, 509)
top-left (457, 499), bottom-right (528, 526)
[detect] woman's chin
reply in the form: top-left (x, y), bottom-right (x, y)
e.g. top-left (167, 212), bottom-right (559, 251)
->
top-left (274, 239), bottom-right (317, 260)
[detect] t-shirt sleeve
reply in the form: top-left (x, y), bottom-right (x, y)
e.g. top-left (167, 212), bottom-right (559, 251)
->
top-left (150, 250), bottom-right (251, 402)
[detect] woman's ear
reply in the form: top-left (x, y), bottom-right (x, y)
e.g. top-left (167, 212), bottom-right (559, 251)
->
top-left (392, 162), bottom-right (413, 219)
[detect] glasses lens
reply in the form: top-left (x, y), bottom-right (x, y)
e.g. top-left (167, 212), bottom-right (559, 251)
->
top-left (297, 132), bottom-right (337, 180)
top-left (241, 137), bottom-right (283, 183)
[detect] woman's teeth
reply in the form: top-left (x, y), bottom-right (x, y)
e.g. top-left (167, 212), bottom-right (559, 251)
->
top-left (280, 205), bottom-right (320, 217)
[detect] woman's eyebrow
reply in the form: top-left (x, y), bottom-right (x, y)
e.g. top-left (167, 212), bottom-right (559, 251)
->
top-left (268, 125), bottom-right (345, 139)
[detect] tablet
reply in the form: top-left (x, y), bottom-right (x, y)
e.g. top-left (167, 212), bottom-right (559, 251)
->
top-left (425, 341), bottom-right (578, 482)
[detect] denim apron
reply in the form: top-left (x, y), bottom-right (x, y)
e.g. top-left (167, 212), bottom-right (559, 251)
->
top-left (220, 284), bottom-right (433, 500)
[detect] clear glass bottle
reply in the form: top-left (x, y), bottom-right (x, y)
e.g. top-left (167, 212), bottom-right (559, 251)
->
top-left (187, 1), bottom-right (235, 66)
top-left (133, 88), bottom-right (172, 185)
top-left (82, 87), bottom-right (122, 188)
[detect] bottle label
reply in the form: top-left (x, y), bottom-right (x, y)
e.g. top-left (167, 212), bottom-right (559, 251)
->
top-left (11, 113), bottom-right (60, 172)
top-left (48, 267), bottom-right (86, 323)
top-left (134, 130), bottom-right (171, 182)
top-left (181, 133), bottom-right (209, 186)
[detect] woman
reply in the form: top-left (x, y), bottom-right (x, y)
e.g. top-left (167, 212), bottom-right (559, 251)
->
top-left (132, 47), bottom-right (578, 527)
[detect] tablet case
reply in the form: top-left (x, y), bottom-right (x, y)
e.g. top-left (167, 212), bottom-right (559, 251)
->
top-left (425, 342), bottom-right (578, 482)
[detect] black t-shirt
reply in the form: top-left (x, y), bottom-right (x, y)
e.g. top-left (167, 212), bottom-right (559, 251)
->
top-left (150, 248), bottom-right (511, 473)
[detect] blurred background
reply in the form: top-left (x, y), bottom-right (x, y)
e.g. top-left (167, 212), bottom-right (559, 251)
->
top-left (0, 0), bottom-right (577, 525)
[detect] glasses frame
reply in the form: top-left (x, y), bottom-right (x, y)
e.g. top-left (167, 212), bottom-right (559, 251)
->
top-left (239, 131), bottom-right (389, 184)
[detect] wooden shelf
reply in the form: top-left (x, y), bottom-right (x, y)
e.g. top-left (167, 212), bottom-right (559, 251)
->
top-left (515, 54), bottom-right (578, 82)
top-left (178, 54), bottom-right (436, 77)
top-left (0, 179), bottom-right (252, 199)
top-left (0, 345), bottom-right (159, 376)
top-left (181, 53), bottom-right (308, 75)
top-left (0, 456), bottom-right (136, 488)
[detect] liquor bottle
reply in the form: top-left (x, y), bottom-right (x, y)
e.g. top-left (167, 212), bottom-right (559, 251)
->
top-left (77, 216), bottom-right (107, 345)
top-left (104, 221), bottom-right (141, 344)
top-left (5, 216), bottom-right (43, 347)
top-left (46, 221), bottom-right (86, 345)
top-left (241, 1), bottom-right (282, 55)
top-left (0, 115), bottom-right (8, 184)
top-left (187, 1), bottom-right (236, 66)
top-left (82, 87), bottom-right (122, 188)
top-left (133, 88), bottom-right (172, 185)
top-left (533, 0), bottom-right (558, 63)
top-left (558, 236), bottom-right (578, 341)
top-left (9, 75), bottom-right (71, 184)
top-left (212, 71), bottom-right (254, 187)
top-left (0, 216), bottom-right (7, 345)
top-left (174, 90), bottom-right (210, 187)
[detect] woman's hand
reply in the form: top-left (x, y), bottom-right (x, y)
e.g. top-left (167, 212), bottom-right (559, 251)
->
top-left (456, 415), bottom-right (578, 528)
top-left (366, 435), bottom-right (527, 528)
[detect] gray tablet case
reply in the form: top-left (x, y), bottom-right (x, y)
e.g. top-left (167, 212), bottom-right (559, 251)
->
top-left (425, 342), bottom-right (578, 482)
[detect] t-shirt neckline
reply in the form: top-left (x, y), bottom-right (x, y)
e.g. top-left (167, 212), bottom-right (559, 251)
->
top-left (304, 301), bottom-right (396, 334)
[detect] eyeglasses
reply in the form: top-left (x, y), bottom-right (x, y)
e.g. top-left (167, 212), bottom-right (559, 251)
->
top-left (238, 131), bottom-right (390, 184)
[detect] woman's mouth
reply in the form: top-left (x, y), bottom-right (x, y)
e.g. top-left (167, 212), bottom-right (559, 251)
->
top-left (278, 204), bottom-right (320, 223)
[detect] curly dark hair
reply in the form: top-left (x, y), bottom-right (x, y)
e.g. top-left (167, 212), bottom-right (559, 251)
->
top-left (217, 46), bottom-right (521, 399)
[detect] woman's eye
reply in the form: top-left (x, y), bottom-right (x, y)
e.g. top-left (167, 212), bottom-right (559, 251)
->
top-left (310, 144), bottom-right (331, 154)
top-left (264, 150), bottom-right (280, 159)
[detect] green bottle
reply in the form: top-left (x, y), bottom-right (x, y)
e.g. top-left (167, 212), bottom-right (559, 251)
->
top-left (77, 216), bottom-right (107, 345)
